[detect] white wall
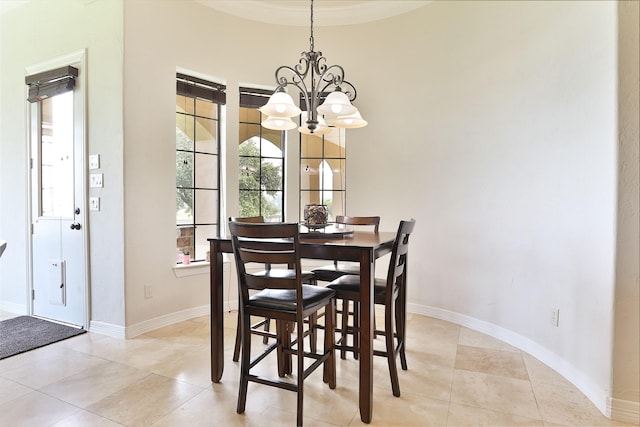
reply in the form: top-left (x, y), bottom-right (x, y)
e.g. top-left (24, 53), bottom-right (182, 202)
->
top-left (0, 0), bottom-right (125, 327)
top-left (345, 1), bottom-right (619, 412)
top-left (121, 0), bottom-right (310, 326)
top-left (613, 0), bottom-right (640, 421)
top-left (2, 0), bottom-right (635, 419)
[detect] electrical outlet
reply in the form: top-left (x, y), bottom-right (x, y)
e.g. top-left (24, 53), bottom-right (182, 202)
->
top-left (144, 285), bottom-right (152, 299)
top-left (551, 308), bottom-right (560, 327)
top-left (89, 197), bottom-right (100, 211)
top-left (90, 173), bottom-right (103, 188)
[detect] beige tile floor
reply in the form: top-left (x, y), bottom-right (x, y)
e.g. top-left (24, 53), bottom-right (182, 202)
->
top-left (0, 309), bottom-right (634, 427)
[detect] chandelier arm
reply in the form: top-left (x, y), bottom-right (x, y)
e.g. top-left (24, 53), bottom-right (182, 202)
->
top-left (315, 65), bottom-right (357, 102)
top-left (318, 64), bottom-right (345, 86)
top-left (273, 63), bottom-right (317, 126)
top-left (337, 81), bottom-right (358, 102)
top-left (274, 64), bottom-right (310, 96)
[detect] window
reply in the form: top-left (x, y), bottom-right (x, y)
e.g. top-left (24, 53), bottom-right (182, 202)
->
top-left (238, 87), bottom-right (285, 222)
top-left (299, 115), bottom-right (346, 222)
top-left (25, 65), bottom-right (78, 218)
top-left (176, 73), bottom-right (224, 263)
top-left (39, 91), bottom-right (74, 218)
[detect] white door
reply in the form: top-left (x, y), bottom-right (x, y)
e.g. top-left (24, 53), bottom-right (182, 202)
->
top-left (29, 52), bottom-right (87, 328)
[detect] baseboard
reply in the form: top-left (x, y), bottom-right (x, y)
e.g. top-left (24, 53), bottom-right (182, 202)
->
top-left (409, 303), bottom-right (612, 419)
top-left (124, 304), bottom-right (210, 338)
top-left (89, 320), bottom-right (126, 339)
top-left (89, 305), bottom-right (210, 339)
top-left (609, 397), bottom-right (640, 424)
top-left (87, 304), bottom-right (229, 340)
top-left (0, 300), bottom-right (27, 315)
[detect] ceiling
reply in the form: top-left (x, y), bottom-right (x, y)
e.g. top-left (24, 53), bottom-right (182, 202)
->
top-left (1, 1), bottom-right (433, 25)
top-left (194, 0), bottom-right (433, 26)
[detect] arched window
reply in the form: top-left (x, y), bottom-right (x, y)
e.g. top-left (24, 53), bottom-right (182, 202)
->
top-left (300, 121), bottom-right (346, 222)
top-left (238, 87), bottom-right (285, 222)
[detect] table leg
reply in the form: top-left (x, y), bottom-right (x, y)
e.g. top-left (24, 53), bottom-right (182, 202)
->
top-left (359, 248), bottom-right (374, 423)
top-left (210, 240), bottom-right (224, 382)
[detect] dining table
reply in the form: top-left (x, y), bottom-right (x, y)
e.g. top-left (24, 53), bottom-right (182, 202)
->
top-left (208, 228), bottom-right (397, 424)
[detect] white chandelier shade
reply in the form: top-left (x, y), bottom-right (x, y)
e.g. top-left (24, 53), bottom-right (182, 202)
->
top-left (332, 110), bottom-right (368, 129)
top-left (258, 91), bottom-right (301, 118)
top-left (316, 91), bottom-right (358, 117)
top-left (261, 115), bottom-right (297, 130)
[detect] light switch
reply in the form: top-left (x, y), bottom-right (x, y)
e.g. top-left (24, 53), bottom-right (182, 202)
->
top-left (89, 154), bottom-right (100, 170)
top-left (89, 197), bottom-right (100, 211)
top-left (90, 173), bottom-right (103, 188)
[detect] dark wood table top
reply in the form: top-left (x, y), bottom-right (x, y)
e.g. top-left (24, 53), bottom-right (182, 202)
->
top-left (209, 231), bottom-right (396, 260)
top-left (299, 223), bottom-right (354, 238)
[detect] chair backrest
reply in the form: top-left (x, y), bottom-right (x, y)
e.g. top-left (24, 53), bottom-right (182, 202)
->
top-left (229, 216), bottom-right (271, 270)
top-left (229, 222), bottom-right (303, 304)
top-left (331, 216), bottom-right (380, 268)
top-left (0, 240), bottom-right (6, 258)
top-left (335, 215), bottom-right (380, 233)
top-left (385, 219), bottom-right (416, 297)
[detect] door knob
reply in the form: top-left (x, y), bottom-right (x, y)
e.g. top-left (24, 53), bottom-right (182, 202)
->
top-left (70, 223), bottom-right (82, 230)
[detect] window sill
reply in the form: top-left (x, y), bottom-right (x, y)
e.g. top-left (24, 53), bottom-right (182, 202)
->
top-left (173, 261), bottom-right (210, 277)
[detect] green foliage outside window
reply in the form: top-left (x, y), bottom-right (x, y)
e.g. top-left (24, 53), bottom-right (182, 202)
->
top-left (239, 139), bottom-right (282, 219)
top-left (176, 129), bottom-right (193, 219)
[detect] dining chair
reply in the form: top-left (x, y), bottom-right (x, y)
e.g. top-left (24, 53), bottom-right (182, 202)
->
top-left (229, 221), bottom-right (336, 426)
top-left (311, 215), bottom-right (380, 282)
top-left (229, 217), bottom-right (271, 360)
top-left (229, 216), bottom-right (319, 361)
top-left (0, 240), bottom-right (6, 258)
top-left (311, 215), bottom-right (380, 359)
top-left (326, 219), bottom-right (416, 397)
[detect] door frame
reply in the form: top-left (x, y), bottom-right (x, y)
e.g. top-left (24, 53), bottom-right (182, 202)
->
top-left (26, 49), bottom-right (89, 327)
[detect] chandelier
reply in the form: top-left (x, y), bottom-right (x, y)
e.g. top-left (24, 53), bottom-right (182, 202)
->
top-left (259, 0), bottom-right (367, 135)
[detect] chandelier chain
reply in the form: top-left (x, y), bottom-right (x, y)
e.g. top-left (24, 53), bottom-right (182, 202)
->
top-left (309, 0), bottom-right (315, 52)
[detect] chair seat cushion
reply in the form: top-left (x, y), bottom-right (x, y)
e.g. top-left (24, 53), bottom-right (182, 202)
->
top-left (311, 262), bottom-right (360, 282)
top-left (326, 274), bottom-right (386, 297)
top-left (249, 285), bottom-right (335, 312)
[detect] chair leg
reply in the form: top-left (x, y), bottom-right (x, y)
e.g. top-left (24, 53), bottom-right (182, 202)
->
top-left (373, 311), bottom-right (379, 338)
top-left (323, 299), bottom-right (336, 389)
top-left (353, 303), bottom-right (359, 360)
top-left (340, 300), bottom-right (349, 359)
top-left (309, 312), bottom-right (318, 353)
top-left (308, 277), bottom-right (320, 354)
top-left (287, 321), bottom-right (295, 375)
top-left (237, 313), bottom-right (251, 414)
top-left (263, 317), bottom-right (271, 345)
top-left (277, 320), bottom-right (295, 377)
top-left (396, 297), bottom-right (408, 371)
top-left (235, 316), bottom-right (275, 363)
top-left (296, 319), bottom-right (305, 427)
top-left (233, 312), bottom-right (242, 362)
top-left (276, 320), bottom-right (286, 377)
top-left (385, 304), bottom-right (401, 397)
